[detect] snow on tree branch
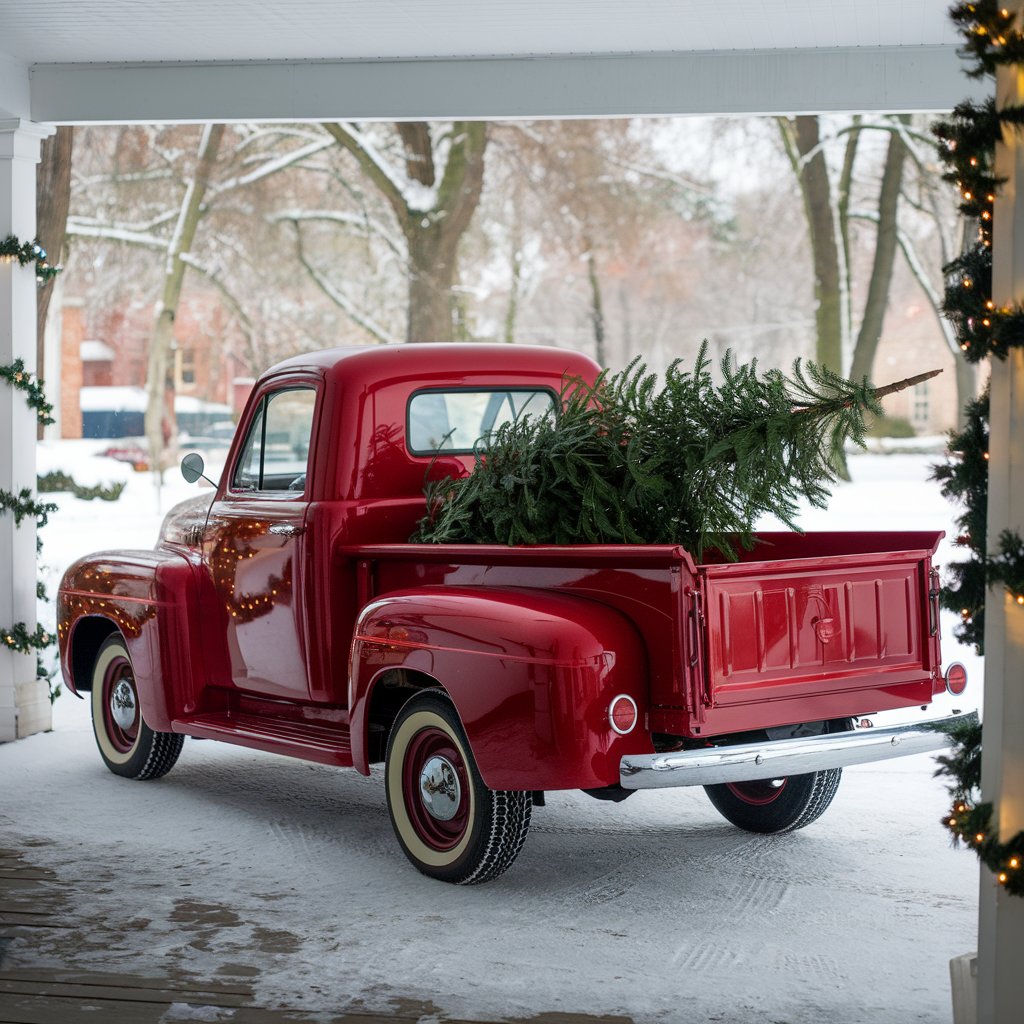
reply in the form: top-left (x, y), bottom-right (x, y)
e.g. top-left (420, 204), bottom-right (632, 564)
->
top-left (212, 136), bottom-right (335, 195)
top-left (65, 222), bottom-right (166, 249)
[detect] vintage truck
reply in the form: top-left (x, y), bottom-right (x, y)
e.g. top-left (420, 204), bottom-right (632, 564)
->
top-left (57, 344), bottom-right (970, 884)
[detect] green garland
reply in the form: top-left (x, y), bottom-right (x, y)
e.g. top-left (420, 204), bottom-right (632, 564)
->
top-left (0, 234), bottom-right (62, 284)
top-left (0, 487), bottom-right (56, 528)
top-left (0, 360), bottom-right (59, 702)
top-left (933, 2), bottom-right (1024, 362)
top-left (0, 359), bottom-right (55, 426)
top-left (1, 237), bottom-right (64, 703)
top-left (931, 1), bottom-right (1024, 897)
top-left (936, 717), bottom-right (1024, 896)
top-left (932, 388), bottom-right (989, 652)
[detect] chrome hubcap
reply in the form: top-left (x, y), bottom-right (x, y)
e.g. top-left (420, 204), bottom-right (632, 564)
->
top-left (110, 678), bottom-right (137, 730)
top-left (418, 755), bottom-right (461, 821)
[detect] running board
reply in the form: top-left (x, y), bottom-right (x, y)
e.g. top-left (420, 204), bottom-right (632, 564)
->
top-left (174, 712), bottom-right (353, 767)
top-left (619, 712), bottom-right (977, 790)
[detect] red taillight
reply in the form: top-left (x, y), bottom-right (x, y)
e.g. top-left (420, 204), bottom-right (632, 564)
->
top-left (945, 662), bottom-right (969, 696)
top-left (609, 694), bottom-right (638, 735)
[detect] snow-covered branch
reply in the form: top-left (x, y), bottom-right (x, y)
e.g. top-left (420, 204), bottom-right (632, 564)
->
top-left (66, 221), bottom-right (166, 249)
top-left (292, 225), bottom-right (398, 345)
top-left (849, 209), bottom-right (960, 359)
top-left (324, 122), bottom-right (439, 217)
top-left (212, 136), bottom-right (335, 196)
top-left (272, 208), bottom-right (404, 256)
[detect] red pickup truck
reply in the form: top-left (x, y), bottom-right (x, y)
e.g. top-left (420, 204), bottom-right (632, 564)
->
top-left (57, 344), bottom-right (969, 884)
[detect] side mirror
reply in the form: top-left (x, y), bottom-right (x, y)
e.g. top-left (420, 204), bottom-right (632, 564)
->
top-left (181, 452), bottom-right (206, 484)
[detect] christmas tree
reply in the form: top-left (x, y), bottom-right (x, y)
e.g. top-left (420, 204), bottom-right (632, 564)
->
top-left (414, 343), bottom-right (936, 560)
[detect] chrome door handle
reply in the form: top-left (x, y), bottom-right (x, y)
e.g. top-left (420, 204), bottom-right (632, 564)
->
top-left (268, 523), bottom-right (305, 537)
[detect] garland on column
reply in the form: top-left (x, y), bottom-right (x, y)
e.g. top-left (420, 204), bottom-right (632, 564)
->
top-left (1, 240), bottom-right (62, 702)
top-left (1, 359), bottom-right (58, 426)
top-left (931, 0), bottom-right (1024, 895)
top-left (0, 235), bottom-right (61, 283)
top-left (935, 716), bottom-right (1024, 896)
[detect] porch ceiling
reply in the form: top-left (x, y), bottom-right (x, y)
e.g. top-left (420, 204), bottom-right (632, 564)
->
top-left (0, 1), bottom-right (982, 124)
top-left (0, 1), bottom-right (960, 64)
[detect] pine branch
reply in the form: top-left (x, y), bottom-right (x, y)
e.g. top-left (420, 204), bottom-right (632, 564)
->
top-left (414, 346), bottom-right (902, 558)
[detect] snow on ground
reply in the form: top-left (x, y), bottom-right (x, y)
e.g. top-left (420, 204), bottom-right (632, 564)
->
top-left (2, 444), bottom-right (983, 1023)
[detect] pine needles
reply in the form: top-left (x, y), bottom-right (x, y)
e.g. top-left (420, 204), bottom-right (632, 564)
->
top-left (413, 344), bottom-right (927, 559)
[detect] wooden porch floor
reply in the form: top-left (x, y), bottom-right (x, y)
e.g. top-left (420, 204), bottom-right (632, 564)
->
top-left (0, 845), bottom-right (631, 1024)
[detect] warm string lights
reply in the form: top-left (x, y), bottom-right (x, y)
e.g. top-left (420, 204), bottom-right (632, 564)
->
top-left (209, 521), bottom-right (294, 624)
top-left (930, 1), bottom-right (1024, 900)
top-left (56, 585), bottom-right (157, 645)
top-left (933, 2), bottom-right (1024, 362)
top-left (0, 234), bottom-right (62, 284)
top-left (937, 717), bottom-right (1024, 895)
top-left (941, 804), bottom-right (1024, 894)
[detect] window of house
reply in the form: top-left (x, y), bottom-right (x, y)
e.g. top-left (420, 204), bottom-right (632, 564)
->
top-left (231, 388), bottom-right (316, 492)
top-left (912, 381), bottom-right (930, 426)
top-left (175, 347), bottom-right (197, 388)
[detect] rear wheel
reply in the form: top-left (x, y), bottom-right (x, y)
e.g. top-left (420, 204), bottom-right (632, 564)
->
top-left (385, 691), bottom-right (531, 884)
top-left (90, 635), bottom-right (183, 780)
top-left (704, 768), bottom-right (842, 833)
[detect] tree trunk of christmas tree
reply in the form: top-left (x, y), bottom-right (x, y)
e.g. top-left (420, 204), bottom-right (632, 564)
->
top-left (849, 117), bottom-right (909, 383)
top-left (144, 124), bottom-right (224, 488)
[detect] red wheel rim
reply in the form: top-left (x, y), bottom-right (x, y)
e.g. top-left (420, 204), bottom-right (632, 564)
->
top-left (101, 656), bottom-right (140, 754)
top-left (401, 726), bottom-right (470, 851)
top-left (725, 778), bottom-right (788, 805)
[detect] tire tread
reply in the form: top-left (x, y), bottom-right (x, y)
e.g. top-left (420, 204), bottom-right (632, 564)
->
top-left (705, 767), bottom-right (842, 834)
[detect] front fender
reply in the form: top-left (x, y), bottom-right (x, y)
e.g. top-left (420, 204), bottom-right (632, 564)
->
top-left (349, 586), bottom-right (652, 790)
top-left (58, 548), bottom-right (201, 732)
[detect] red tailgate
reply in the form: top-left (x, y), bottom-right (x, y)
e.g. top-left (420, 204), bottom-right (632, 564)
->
top-left (697, 532), bottom-right (943, 727)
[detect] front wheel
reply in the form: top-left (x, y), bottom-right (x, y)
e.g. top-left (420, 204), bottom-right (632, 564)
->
top-left (385, 691), bottom-right (531, 884)
top-left (704, 768), bottom-right (842, 833)
top-left (90, 634), bottom-right (184, 780)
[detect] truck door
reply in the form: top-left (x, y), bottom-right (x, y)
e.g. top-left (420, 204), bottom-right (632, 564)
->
top-left (204, 383), bottom-right (319, 700)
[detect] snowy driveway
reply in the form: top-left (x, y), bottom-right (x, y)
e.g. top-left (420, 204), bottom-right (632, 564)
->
top-left (1, 694), bottom-right (978, 1024)
top-left (0, 447), bottom-right (982, 1022)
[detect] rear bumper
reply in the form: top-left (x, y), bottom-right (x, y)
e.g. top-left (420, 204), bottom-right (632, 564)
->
top-left (619, 712), bottom-right (977, 790)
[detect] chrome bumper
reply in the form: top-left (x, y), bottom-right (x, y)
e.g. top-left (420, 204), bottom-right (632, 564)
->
top-left (619, 712), bottom-right (977, 790)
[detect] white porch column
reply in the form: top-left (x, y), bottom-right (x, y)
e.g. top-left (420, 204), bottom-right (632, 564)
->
top-left (979, 60), bottom-right (1024, 1023)
top-left (0, 118), bottom-right (52, 741)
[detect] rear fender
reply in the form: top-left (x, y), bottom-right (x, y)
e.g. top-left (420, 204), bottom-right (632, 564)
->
top-left (349, 586), bottom-right (652, 790)
top-left (58, 549), bottom-right (201, 732)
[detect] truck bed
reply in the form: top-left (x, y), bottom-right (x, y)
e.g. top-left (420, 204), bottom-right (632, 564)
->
top-left (344, 530), bottom-right (944, 740)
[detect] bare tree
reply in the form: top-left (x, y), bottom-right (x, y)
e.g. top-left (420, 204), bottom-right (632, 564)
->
top-left (779, 116), bottom-right (845, 375)
top-left (319, 121), bottom-right (487, 342)
top-left (143, 124), bottom-right (225, 484)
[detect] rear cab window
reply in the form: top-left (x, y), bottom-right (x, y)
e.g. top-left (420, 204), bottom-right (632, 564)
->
top-left (407, 388), bottom-right (556, 455)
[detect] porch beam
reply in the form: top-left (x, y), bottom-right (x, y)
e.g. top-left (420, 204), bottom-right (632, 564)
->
top-left (30, 44), bottom-right (981, 125)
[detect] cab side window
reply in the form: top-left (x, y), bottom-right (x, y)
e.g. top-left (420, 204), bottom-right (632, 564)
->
top-left (231, 388), bottom-right (316, 493)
